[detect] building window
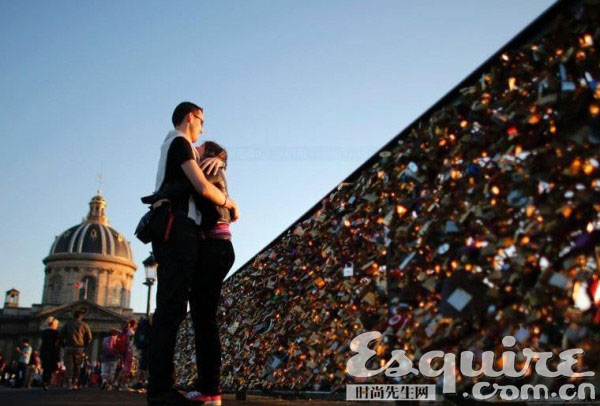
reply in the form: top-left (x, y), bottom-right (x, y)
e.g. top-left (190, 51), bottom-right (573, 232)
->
top-left (48, 275), bottom-right (63, 304)
top-left (112, 283), bottom-right (125, 307)
top-left (78, 276), bottom-right (97, 302)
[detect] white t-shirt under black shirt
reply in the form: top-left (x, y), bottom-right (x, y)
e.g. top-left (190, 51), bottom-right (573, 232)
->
top-left (154, 131), bottom-right (201, 224)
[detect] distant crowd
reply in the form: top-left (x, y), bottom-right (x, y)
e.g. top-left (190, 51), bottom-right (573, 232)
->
top-left (0, 309), bottom-right (152, 392)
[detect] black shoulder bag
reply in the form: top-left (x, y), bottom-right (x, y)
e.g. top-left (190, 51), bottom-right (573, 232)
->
top-left (134, 191), bottom-right (172, 244)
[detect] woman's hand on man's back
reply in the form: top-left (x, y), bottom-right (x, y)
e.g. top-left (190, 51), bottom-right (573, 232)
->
top-left (229, 199), bottom-right (240, 222)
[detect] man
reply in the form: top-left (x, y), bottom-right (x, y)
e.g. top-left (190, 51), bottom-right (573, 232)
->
top-left (25, 350), bottom-right (41, 388)
top-left (148, 101), bottom-right (239, 406)
top-left (15, 339), bottom-right (32, 387)
top-left (60, 309), bottom-right (92, 390)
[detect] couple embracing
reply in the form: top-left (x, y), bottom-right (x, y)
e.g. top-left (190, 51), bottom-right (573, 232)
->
top-left (147, 102), bottom-right (239, 406)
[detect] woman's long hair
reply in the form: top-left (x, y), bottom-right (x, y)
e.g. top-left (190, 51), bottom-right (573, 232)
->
top-left (201, 141), bottom-right (228, 170)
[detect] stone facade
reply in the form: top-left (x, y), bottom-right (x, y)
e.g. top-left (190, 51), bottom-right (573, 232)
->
top-left (0, 298), bottom-right (133, 365)
top-left (41, 192), bottom-right (136, 311)
top-left (0, 193), bottom-right (140, 363)
top-left (41, 260), bottom-right (135, 311)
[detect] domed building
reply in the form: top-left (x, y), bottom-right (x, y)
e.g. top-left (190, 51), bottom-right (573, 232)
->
top-left (0, 193), bottom-right (140, 363)
top-left (42, 193), bottom-right (136, 311)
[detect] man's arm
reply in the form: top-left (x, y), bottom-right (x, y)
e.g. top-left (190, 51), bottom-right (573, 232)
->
top-left (181, 159), bottom-right (239, 220)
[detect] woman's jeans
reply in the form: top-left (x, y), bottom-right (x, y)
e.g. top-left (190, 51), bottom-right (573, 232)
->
top-left (190, 238), bottom-right (235, 396)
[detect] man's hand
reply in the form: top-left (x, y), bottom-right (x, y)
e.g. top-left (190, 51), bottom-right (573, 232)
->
top-left (200, 157), bottom-right (225, 176)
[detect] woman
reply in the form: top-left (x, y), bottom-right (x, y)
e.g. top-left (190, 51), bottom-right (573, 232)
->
top-left (117, 319), bottom-right (137, 391)
top-left (185, 141), bottom-right (235, 405)
top-left (40, 317), bottom-right (61, 390)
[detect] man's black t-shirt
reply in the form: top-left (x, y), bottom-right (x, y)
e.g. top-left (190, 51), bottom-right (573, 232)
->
top-left (161, 136), bottom-right (195, 214)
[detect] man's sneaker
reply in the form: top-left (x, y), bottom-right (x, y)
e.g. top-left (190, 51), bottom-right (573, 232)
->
top-left (185, 391), bottom-right (222, 405)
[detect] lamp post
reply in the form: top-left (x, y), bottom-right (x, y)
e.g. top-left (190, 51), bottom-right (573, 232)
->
top-left (143, 253), bottom-right (157, 316)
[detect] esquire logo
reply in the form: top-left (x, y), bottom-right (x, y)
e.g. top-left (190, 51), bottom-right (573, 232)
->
top-left (346, 331), bottom-right (596, 401)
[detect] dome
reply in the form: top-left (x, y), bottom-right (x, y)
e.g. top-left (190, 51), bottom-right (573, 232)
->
top-left (45, 193), bottom-right (134, 264)
top-left (49, 223), bottom-right (133, 260)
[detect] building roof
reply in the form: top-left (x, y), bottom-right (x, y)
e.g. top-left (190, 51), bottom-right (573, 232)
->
top-left (35, 299), bottom-right (129, 323)
top-left (44, 193), bottom-right (135, 268)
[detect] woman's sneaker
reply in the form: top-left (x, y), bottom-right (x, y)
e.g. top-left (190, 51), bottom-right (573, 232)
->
top-left (185, 391), bottom-right (222, 405)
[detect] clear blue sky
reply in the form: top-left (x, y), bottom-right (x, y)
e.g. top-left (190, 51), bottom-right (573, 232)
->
top-left (0, 0), bottom-right (554, 313)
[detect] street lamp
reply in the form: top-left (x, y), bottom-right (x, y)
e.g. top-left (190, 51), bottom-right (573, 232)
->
top-left (143, 253), bottom-right (157, 316)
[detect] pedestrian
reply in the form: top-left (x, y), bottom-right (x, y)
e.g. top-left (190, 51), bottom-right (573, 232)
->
top-left (15, 338), bottom-right (32, 387)
top-left (60, 309), bottom-right (92, 390)
top-left (40, 316), bottom-right (61, 390)
top-left (117, 319), bottom-right (137, 391)
top-left (133, 314), bottom-right (152, 389)
top-left (78, 353), bottom-right (90, 388)
top-left (185, 141), bottom-right (236, 405)
top-left (146, 101), bottom-right (239, 406)
top-left (0, 353), bottom-right (7, 385)
top-left (53, 362), bottom-right (66, 388)
top-left (100, 328), bottom-right (120, 390)
top-left (8, 360), bottom-right (18, 387)
top-left (115, 360), bottom-right (122, 389)
top-left (90, 361), bottom-right (101, 387)
top-left (25, 350), bottom-right (41, 388)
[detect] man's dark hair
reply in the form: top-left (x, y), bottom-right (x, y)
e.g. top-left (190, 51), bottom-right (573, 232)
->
top-left (22, 339), bottom-right (29, 344)
top-left (74, 310), bottom-right (85, 319)
top-left (172, 101), bottom-right (203, 127)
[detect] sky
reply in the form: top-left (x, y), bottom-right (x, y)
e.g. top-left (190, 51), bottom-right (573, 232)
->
top-left (0, 0), bottom-right (555, 313)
